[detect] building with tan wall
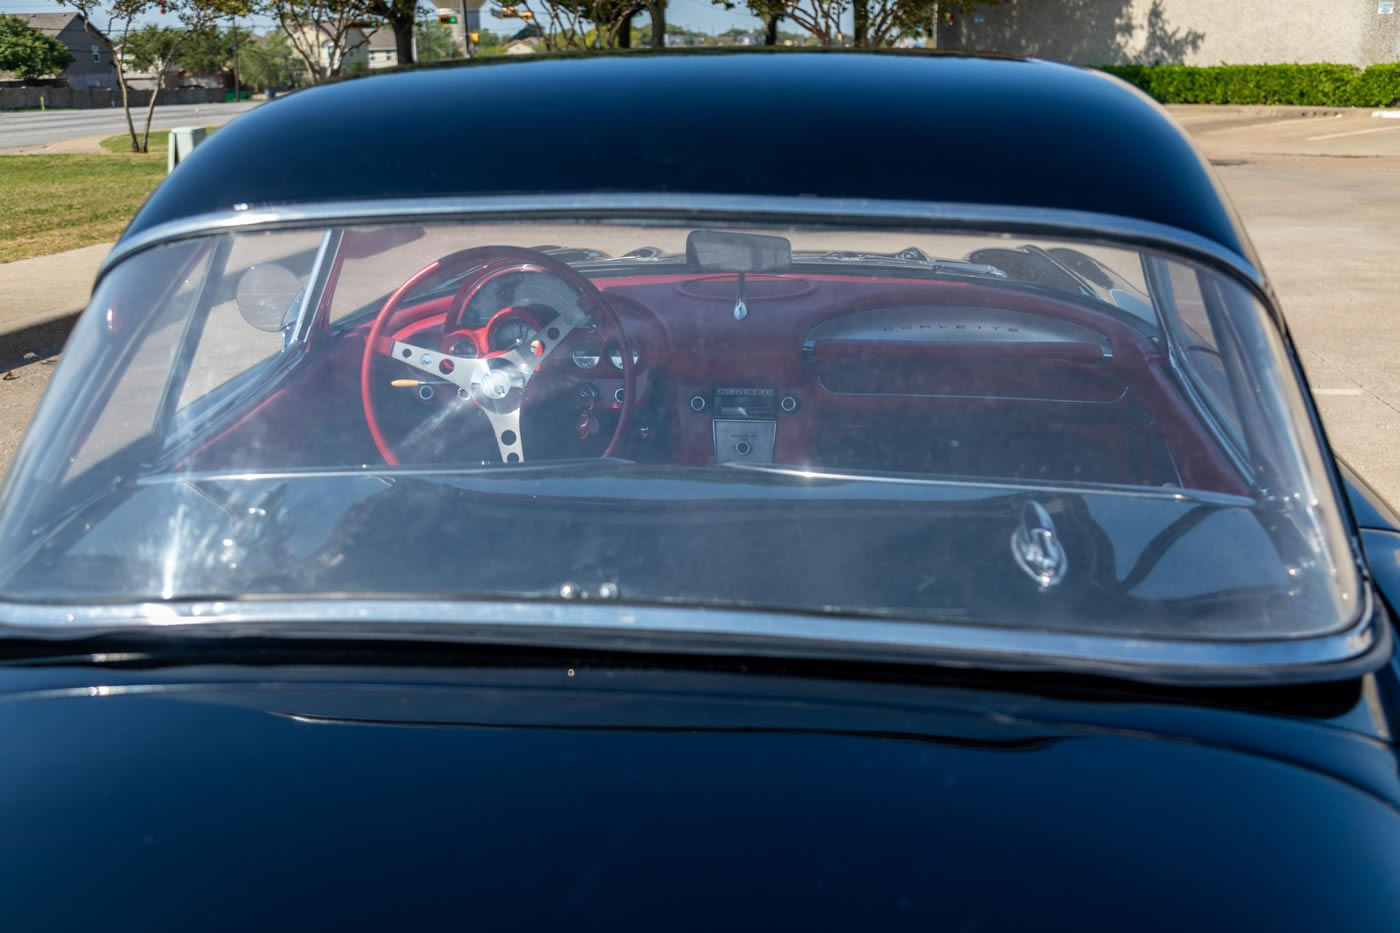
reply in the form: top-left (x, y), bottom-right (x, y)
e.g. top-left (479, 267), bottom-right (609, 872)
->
top-left (939, 0), bottom-right (1400, 66)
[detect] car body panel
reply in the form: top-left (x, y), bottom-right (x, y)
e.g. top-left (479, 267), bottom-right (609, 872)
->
top-left (0, 661), bottom-right (1395, 931)
top-left (125, 53), bottom-right (1258, 269)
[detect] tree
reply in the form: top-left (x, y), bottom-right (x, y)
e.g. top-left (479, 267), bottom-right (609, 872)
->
top-left (414, 17), bottom-right (458, 62)
top-left (121, 10), bottom-right (234, 151)
top-left (0, 15), bottom-right (74, 80)
top-left (260, 0), bottom-right (375, 84)
top-left (711, 0), bottom-right (1005, 48)
top-left (62, 0), bottom-right (246, 153)
top-left (492, 0), bottom-right (664, 50)
top-left (365, 0), bottom-right (418, 68)
top-left (239, 29), bottom-right (297, 89)
top-left (175, 23), bottom-right (250, 75)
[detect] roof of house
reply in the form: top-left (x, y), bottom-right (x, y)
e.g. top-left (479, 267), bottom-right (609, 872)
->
top-left (366, 29), bottom-right (397, 52)
top-left (8, 12), bottom-right (98, 43)
top-left (9, 12), bottom-right (78, 32)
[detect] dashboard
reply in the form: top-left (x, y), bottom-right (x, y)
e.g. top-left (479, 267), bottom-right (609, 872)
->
top-left (366, 259), bottom-right (1246, 495)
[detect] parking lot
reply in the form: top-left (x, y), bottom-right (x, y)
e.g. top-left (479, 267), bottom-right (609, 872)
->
top-left (3, 104), bottom-right (1400, 502)
top-left (1170, 106), bottom-right (1400, 503)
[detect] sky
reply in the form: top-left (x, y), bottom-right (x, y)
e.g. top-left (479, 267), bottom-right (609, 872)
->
top-left (0, 0), bottom-right (765, 38)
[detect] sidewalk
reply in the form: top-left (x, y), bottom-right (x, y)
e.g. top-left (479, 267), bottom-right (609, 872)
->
top-left (0, 242), bottom-right (110, 332)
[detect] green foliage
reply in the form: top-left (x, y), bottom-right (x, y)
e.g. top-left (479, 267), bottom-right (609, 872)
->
top-left (414, 19), bottom-right (459, 62)
top-left (0, 14), bottom-right (75, 79)
top-left (1101, 63), bottom-right (1400, 109)
top-left (120, 23), bottom-right (182, 72)
top-left (239, 30), bottom-right (297, 89)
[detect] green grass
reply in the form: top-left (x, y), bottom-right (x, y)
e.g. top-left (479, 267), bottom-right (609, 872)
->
top-left (99, 125), bottom-right (218, 153)
top-left (0, 152), bottom-right (165, 263)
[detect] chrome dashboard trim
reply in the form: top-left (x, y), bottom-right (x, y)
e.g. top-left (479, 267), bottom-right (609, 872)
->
top-left (96, 194), bottom-right (1275, 310)
top-left (0, 584), bottom-right (1384, 686)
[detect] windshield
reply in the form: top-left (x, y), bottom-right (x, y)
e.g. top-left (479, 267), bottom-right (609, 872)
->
top-left (0, 219), bottom-right (1359, 645)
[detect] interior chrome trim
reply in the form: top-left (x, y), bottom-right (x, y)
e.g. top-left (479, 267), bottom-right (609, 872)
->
top-left (96, 194), bottom-right (1273, 306)
top-left (291, 229), bottom-right (339, 344)
top-left (0, 583), bottom-right (1383, 686)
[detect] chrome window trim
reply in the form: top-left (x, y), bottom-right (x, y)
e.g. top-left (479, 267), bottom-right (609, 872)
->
top-left (0, 585), bottom-right (1384, 686)
top-left (98, 194), bottom-right (1275, 308)
top-left (291, 229), bottom-right (339, 344)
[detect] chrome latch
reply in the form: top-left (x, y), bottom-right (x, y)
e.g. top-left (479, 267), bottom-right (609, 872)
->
top-left (1011, 500), bottom-right (1068, 589)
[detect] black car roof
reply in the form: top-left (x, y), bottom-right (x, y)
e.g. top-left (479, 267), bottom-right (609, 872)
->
top-left (123, 50), bottom-right (1255, 263)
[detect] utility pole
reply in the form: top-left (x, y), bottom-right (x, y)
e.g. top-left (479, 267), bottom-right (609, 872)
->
top-left (230, 13), bottom-right (241, 101)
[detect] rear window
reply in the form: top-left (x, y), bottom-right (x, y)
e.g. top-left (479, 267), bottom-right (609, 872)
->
top-left (0, 220), bottom-right (1359, 647)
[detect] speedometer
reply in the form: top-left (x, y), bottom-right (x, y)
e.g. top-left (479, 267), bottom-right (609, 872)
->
top-left (461, 267), bottom-right (583, 329)
top-left (491, 318), bottom-right (539, 352)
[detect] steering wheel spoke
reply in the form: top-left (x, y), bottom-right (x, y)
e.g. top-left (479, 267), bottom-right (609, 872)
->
top-left (480, 406), bottom-right (524, 463)
top-left (389, 339), bottom-right (481, 394)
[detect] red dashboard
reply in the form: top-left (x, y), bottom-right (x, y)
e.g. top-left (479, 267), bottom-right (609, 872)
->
top-left (183, 262), bottom-right (1248, 497)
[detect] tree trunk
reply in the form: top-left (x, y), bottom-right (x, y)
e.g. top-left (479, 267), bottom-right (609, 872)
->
top-left (616, 11), bottom-right (633, 47)
top-left (852, 0), bottom-right (868, 46)
top-left (647, 0), bottom-right (665, 48)
top-left (83, 17), bottom-right (139, 152)
top-left (763, 14), bottom-right (778, 45)
top-left (140, 72), bottom-right (164, 154)
top-left (391, 20), bottom-right (414, 65)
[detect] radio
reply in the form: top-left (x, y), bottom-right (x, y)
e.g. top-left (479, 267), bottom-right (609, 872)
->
top-left (711, 386), bottom-right (777, 420)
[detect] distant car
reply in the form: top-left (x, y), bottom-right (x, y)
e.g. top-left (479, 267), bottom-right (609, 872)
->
top-left (0, 52), bottom-right (1397, 930)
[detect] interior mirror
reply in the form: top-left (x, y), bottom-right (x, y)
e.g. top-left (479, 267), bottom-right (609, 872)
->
top-left (686, 230), bottom-right (791, 274)
top-left (236, 264), bottom-right (303, 333)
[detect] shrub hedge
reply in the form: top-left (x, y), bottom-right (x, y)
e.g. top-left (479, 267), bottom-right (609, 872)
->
top-left (1099, 63), bottom-right (1400, 108)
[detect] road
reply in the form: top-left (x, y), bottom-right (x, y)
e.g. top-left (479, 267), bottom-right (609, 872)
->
top-left (0, 100), bottom-right (262, 149)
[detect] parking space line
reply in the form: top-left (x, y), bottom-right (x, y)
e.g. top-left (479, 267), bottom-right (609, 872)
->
top-left (1305, 125), bottom-right (1400, 142)
top-left (1312, 387), bottom-right (1365, 396)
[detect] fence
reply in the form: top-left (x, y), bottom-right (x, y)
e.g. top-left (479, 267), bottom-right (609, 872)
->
top-left (0, 86), bottom-right (225, 111)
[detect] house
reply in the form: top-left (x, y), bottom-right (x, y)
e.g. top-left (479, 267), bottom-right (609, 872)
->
top-left (282, 22), bottom-right (370, 77)
top-left (503, 36), bottom-right (541, 55)
top-left (367, 28), bottom-right (410, 69)
top-left (2, 13), bottom-right (117, 88)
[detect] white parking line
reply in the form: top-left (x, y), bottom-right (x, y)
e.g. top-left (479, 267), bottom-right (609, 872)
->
top-left (1305, 124), bottom-right (1400, 142)
top-left (1312, 387), bottom-right (1365, 396)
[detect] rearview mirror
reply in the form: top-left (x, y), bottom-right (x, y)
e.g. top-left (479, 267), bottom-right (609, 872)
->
top-left (686, 230), bottom-right (791, 274)
top-left (236, 264), bottom-right (303, 333)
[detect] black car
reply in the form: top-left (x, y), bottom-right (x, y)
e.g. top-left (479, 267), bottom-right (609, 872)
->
top-left (0, 51), bottom-right (1397, 930)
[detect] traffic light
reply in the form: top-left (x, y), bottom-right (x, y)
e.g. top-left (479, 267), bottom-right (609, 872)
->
top-left (439, 13), bottom-right (458, 23)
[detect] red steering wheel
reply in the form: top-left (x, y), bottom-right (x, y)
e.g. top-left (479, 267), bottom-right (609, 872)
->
top-left (360, 246), bottom-right (635, 466)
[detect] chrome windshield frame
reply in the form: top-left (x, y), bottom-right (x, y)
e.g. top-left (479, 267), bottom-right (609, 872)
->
top-left (97, 194), bottom-right (1280, 318)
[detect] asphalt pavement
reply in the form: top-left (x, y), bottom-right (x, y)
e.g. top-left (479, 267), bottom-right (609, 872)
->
top-left (0, 100), bottom-right (262, 149)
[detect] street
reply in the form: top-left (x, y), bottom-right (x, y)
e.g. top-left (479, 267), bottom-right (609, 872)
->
top-left (2, 104), bottom-right (1400, 502)
top-left (0, 100), bottom-right (262, 149)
